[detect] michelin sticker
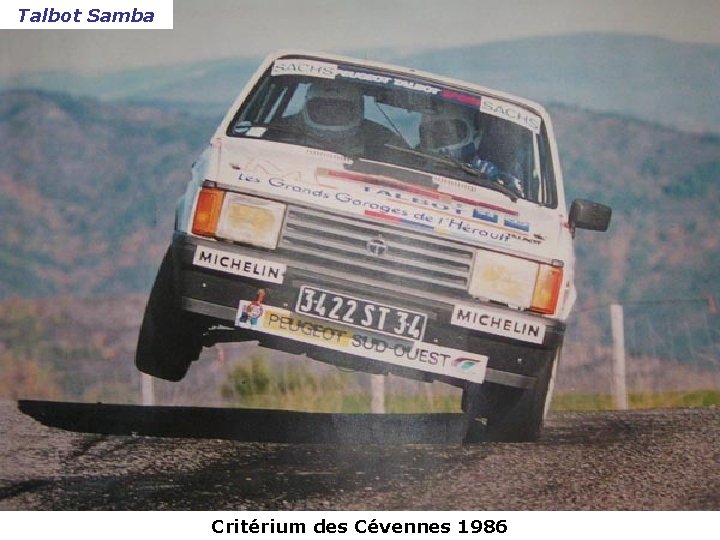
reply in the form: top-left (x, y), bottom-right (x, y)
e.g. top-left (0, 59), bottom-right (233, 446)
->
top-left (451, 304), bottom-right (547, 344)
top-left (193, 246), bottom-right (286, 284)
top-left (236, 302), bottom-right (488, 383)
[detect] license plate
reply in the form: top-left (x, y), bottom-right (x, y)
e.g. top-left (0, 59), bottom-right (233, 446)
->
top-left (295, 286), bottom-right (427, 340)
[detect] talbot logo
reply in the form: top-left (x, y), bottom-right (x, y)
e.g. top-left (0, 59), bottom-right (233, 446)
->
top-left (366, 236), bottom-right (389, 257)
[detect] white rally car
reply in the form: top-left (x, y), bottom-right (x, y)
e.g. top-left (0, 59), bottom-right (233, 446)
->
top-left (136, 51), bottom-right (611, 442)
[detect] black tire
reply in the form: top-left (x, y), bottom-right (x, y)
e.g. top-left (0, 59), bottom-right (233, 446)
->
top-left (135, 247), bottom-right (206, 381)
top-left (462, 352), bottom-right (557, 443)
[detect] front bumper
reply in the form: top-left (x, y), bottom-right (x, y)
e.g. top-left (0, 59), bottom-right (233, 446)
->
top-left (172, 233), bottom-right (565, 390)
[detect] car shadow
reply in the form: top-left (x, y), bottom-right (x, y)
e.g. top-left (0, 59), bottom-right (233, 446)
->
top-left (18, 400), bottom-right (468, 444)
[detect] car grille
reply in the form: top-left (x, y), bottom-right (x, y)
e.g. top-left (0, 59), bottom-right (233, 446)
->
top-left (278, 205), bottom-right (474, 296)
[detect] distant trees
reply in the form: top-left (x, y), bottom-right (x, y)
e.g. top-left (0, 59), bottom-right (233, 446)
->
top-left (0, 299), bottom-right (61, 399)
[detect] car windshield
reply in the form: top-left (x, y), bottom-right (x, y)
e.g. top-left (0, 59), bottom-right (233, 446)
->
top-left (228, 56), bottom-right (557, 206)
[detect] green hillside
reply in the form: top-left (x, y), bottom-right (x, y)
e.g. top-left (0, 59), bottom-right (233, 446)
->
top-left (0, 90), bottom-right (218, 297)
top-left (550, 105), bottom-right (720, 306)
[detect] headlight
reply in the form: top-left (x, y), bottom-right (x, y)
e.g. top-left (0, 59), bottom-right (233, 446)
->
top-left (192, 188), bottom-right (286, 249)
top-left (216, 193), bottom-right (285, 248)
top-left (469, 251), bottom-right (537, 307)
top-left (469, 250), bottom-right (563, 314)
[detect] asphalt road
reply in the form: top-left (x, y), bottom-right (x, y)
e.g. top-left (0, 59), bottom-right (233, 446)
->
top-left (0, 401), bottom-right (718, 510)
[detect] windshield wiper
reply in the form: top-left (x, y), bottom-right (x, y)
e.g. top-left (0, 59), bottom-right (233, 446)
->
top-left (383, 144), bottom-right (519, 203)
top-left (373, 102), bottom-right (411, 148)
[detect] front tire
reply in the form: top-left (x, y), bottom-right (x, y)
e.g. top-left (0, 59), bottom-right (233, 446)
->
top-left (462, 351), bottom-right (558, 443)
top-left (135, 247), bottom-right (206, 382)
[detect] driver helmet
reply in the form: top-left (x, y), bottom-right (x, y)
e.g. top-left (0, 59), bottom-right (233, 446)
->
top-left (300, 81), bottom-right (364, 140)
top-left (419, 105), bottom-right (482, 162)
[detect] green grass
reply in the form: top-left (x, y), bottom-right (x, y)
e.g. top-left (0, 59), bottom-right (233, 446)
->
top-left (221, 353), bottom-right (461, 413)
top-left (550, 390), bottom-right (720, 411)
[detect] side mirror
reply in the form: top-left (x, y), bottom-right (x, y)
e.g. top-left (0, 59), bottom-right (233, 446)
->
top-left (569, 199), bottom-right (612, 237)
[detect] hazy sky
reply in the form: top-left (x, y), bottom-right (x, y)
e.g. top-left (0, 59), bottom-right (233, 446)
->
top-left (2, 0), bottom-right (719, 77)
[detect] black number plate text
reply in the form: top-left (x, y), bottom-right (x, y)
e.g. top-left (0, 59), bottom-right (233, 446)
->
top-left (295, 286), bottom-right (427, 340)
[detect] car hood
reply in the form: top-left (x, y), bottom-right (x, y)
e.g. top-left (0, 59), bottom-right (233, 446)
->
top-left (215, 138), bottom-right (567, 260)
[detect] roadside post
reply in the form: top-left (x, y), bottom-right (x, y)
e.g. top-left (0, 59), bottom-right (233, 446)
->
top-left (141, 373), bottom-right (156, 406)
top-left (610, 303), bottom-right (629, 410)
top-left (371, 374), bottom-right (385, 413)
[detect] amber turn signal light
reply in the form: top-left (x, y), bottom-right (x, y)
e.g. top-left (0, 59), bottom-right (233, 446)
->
top-left (530, 265), bottom-right (563, 314)
top-left (192, 187), bottom-right (225, 237)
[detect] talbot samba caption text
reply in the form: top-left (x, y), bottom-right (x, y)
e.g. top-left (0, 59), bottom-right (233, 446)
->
top-left (18, 7), bottom-right (156, 23)
top-left (3, 1), bottom-right (173, 28)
